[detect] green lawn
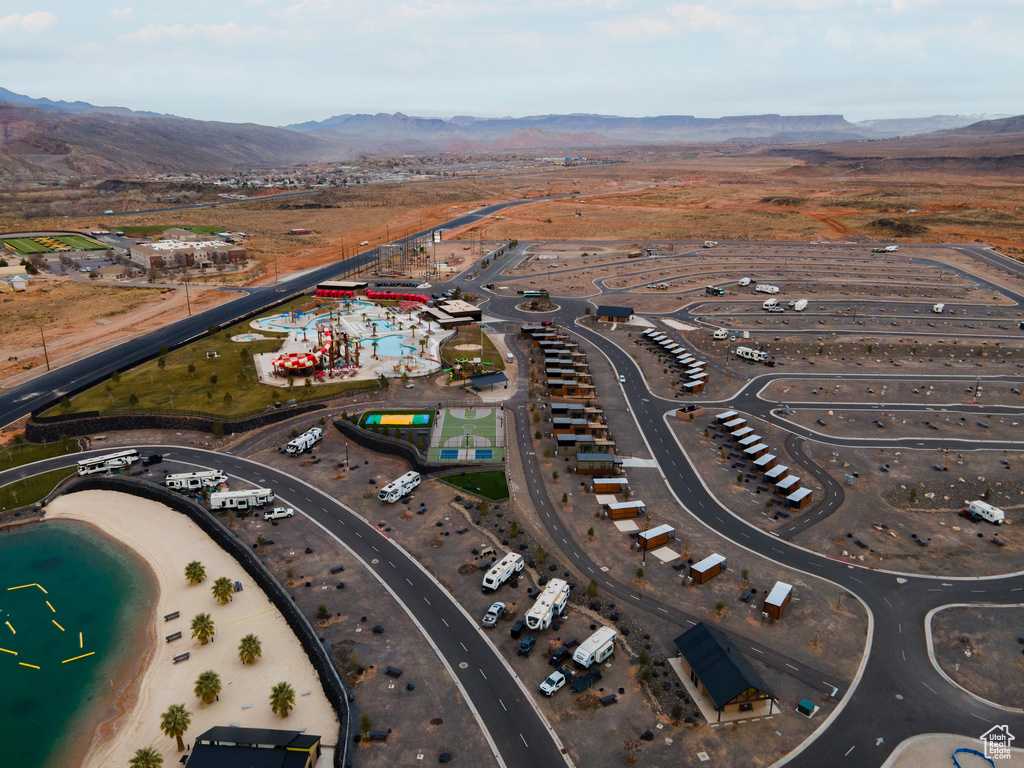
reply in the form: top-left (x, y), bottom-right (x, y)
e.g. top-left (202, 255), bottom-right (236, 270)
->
top-left (44, 299), bottom-right (379, 420)
top-left (438, 470), bottom-right (509, 502)
top-left (56, 235), bottom-right (107, 250)
top-left (2, 238), bottom-right (50, 255)
top-left (440, 326), bottom-right (506, 373)
top-left (0, 467), bottom-right (77, 511)
top-left (0, 440), bottom-right (82, 471)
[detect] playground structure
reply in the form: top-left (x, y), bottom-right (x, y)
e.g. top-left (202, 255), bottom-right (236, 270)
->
top-left (245, 297), bottom-right (446, 387)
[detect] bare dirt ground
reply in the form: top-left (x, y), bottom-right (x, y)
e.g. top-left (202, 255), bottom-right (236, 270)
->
top-left (0, 275), bottom-right (235, 383)
top-left (930, 606), bottom-right (1024, 708)
top-left (793, 441), bottom-right (1023, 576)
top-left (783, 407), bottom-right (1022, 441)
top-left (761, 379), bottom-right (1024, 407)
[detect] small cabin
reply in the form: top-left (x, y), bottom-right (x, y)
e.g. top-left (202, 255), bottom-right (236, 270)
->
top-left (763, 582), bottom-right (793, 619)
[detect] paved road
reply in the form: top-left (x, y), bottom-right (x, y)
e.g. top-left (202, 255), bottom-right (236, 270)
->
top-left (0, 449), bottom-right (569, 768)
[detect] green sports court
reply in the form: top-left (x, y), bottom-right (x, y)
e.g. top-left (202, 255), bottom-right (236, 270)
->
top-left (428, 407), bottom-right (505, 462)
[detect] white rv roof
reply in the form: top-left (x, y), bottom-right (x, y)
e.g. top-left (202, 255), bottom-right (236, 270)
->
top-left (692, 553), bottom-right (726, 572)
top-left (765, 581), bottom-right (792, 607)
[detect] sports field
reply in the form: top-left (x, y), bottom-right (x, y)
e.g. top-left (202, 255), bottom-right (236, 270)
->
top-left (2, 235), bottom-right (107, 255)
top-left (428, 407), bottom-right (505, 462)
top-left (120, 225), bottom-right (225, 236)
top-left (359, 409), bottom-right (435, 429)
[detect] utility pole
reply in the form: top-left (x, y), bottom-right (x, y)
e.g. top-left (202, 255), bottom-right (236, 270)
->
top-left (40, 326), bottom-right (50, 371)
top-left (184, 277), bottom-right (192, 316)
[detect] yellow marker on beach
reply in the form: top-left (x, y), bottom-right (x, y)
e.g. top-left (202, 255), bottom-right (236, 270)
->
top-left (52, 620), bottom-right (65, 632)
top-left (37, 584), bottom-right (48, 594)
top-left (19, 662), bottom-right (40, 669)
top-left (79, 632), bottom-right (83, 649)
top-left (0, 647), bottom-right (16, 655)
top-left (46, 600), bottom-right (56, 613)
top-left (62, 652), bottom-right (95, 664)
top-left (5, 621), bottom-right (14, 634)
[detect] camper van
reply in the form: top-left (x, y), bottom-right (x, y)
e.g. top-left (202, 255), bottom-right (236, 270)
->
top-left (482, 552), bottom-right (525, 592)
top-left (378, 471), bottom-right (421, 503)
top-left (712, 328), bottom-right (728, 340)
top-left (762, 298), bottom-right (779, 310)
top-left (165, 471), bottom-right (228, 491)
top-left (933, 303), bottom-right (945, 313)
top-left (738, 277), bottom-right (752, 287)
top-left (573, 626), bottom-right (616, 668)
top-left (965, 499), bottom-right (1005, 525)
top-left (285, 427), bottom-right (322, 456)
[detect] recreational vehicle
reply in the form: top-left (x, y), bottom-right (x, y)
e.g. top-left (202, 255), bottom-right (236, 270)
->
top-left (286, 427), bottom-right (323, 456)
top-left (573, 626), bottom-right (616, 668)
top-left (209, 488), bottom-right (274, 511)
top-left (482, 552), bottom-right (525, 593)
top-left (526, 579), bottom-right (570, 631)
top-left (77, 449), bottom-right (139, 476)
top-left (164, 471), bottom-right (228, 491)
top-left (378, 471), bottom-right (421, 503)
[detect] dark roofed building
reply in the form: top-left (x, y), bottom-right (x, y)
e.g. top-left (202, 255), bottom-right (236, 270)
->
top-left (467, 371), bottom-right (508, 389)
top-left (673, 622), bottom-right (777, 721)
top-left (186, 726), bottom-right (322, 768)
top-left (595, 305), bottom-right (634, 322)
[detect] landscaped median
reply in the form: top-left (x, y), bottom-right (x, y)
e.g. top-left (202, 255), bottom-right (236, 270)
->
top-left (437, 470), bottom-right (510, 502)
top-left (0, 438), bottom-right (81, 470)
top-left (0, 467), bottom-right (77, 513)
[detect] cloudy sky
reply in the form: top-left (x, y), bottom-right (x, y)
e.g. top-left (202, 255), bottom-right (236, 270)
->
top-left (3, 0), bottom-right (1021, 125)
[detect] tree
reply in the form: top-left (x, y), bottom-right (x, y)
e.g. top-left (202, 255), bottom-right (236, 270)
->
top-left (211, 577), bottom-right (234, 604)
top-left (223, 391), bottom-right (233, 407)
top-left (741, 568), bottom-right (750, 583)
top-left (238, 633), bottom-right (262, 665)
top-left (561, 492), bottom-right (568, 504)
top-left (187, 363), bottom-right (196, 377)
top-left (269, 681), bottom-right (296, 717)
top-left (159, 345), bottom-right (169, 357)
top-left (111, 370), bottom-right (121, 383)
top-left (371, 340), bottom-right (379, 359)
top-left (129, 746), bottom-right (164, 767)
top-left (909, 487), bottom-right (918, 503)
top-left (508, 521), bottom-right (519, 538)
top-left (359, 712), bottom-right (373, 735)
top-left (535, 546), bottom-right (547, 565)
top-left (211, 421), bottom-right (225, 439)
top-left (60, 395), bottom-right (71, 412)
top-left (670, 701), bottom-right (684, 724)
top-left (194, 670), bottom-right (222, 705)
top-left (158, 357), bottom-right (166, 372)
top-left (128, 393), bottom-right (139, 409)
top-left (552, 471), bottom-right (559, 481)
top-left (184, 561), bottom-right (206, 585)
top-left (159, 704), bottom-right (191, 752)
top-left (479, 500), bottom-right (489, 516)
top-left (636, 567), bottom-right (644, 580)
top-left (209, 374), bottom-right (218, 385)
top-left (587, 526), bottom-right (595, 540)
top-left (587, 579), bottom-right (598, 598)
top-left (191, 613), bottom-right (215, 645)
top-left (317, 604), bottom-right (330, 623)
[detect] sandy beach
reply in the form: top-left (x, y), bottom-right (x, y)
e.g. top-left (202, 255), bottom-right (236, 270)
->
top-left (45, 490), bottom-right (339, 766)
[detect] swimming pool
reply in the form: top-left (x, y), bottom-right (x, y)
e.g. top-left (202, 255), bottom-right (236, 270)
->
top-left (364, 334), bottom-right (419, 358)
top-left (254, 301), bottom-right (376, 332)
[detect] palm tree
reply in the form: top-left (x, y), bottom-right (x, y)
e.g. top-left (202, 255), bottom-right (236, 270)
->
top-left (238, 633), bottom-right (262, 665)
top-left (269, 681), bottom-right (296, 718)
top-left (211, 577), bottom-right (234, 604)
top-left (191, 613), bottom-right (215, 645)
top-left (129, 746), bottom-right (163, 767)
top-left (159, 704), bottom-right (191, 752)
top-left (371, 340), bottom-right (379, 359)
top-left (184, 561), bottom-right (205, 585)
top-left (194, 670), bottom-right (222, 705)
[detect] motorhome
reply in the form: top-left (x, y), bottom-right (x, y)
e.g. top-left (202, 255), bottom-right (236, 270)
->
top-left (792, 299), bottom-right (808, 312)
top-left (885, 245), bottom-right (899, 252)
top-left (209, 488), bottom-right (274, 510)
top-left (378, 471), bottom-right (421, 503)
top-left (285, 427), bottom-right (323, 456)
top-left (762, 298), bottom-right (779, 310)
top-left (77, 449), bottom-right (139, 476)
top-left (755, 284), bottom-right (780, 294)
top-left (933, 303), bottom-right (945, 313)
top-left (482, 552), bottom-right (525, 592)
top-left (703, 241), bottom-right (717, 248)
top-left (573, 626), bottom-right (616, 668)
top-left (704, 285), bottom-right (725, 297)
top-left (525, 579), bottom-right (570, 630)
top-left (164, 470), bottom-right (228, 491)
top-left (738, 277), bottom-right (752, 286)
top-left (966, 499), bottom-right (1005, 525)
top-left (712, 328), bottom-right (729, 340)
top-left (735, 346), bottom-right (769, 362)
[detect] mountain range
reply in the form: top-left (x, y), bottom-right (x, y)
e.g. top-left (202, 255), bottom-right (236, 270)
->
top-left (0, 87), bottom-right (1019, 180)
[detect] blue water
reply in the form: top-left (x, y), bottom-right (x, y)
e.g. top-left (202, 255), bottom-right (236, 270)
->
top-left (0, 522), bottom-right (152, 768)
top-left (254, 301), bottom-right (375, 332)
top-left (364, 334), bottom-right (419, 358)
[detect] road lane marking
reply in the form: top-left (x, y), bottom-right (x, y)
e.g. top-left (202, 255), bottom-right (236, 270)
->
top-left (845, 746), bottom-right (855, 757)
top-left (500, 699), bottom-right (507, 711)
top-left (786, 663), bottom-right (799, 670)
top-left (424, 598), bottom-right (431, 605)
top-left (520, 734), bottom-right (528, 748)
top-left (460, 642), bottom-right (468, 652)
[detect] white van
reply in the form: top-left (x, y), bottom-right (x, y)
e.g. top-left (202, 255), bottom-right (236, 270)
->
top-left (712, 328), bottom-right (728, 340)
top-left (506, 352), bottom-right (514, 362)
top-left (738, 277), bottom-right (752, 286)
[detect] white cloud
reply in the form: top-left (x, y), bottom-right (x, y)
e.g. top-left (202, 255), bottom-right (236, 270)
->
top-left (118, 22), bottom-right (269, 45)
top-left (0, 11), bottom-right (58, 34)
top-left (823, 25), bottom-right (853, 50)
top-left (591, 14), bottom-right (675, 40)
top-left (667, 4), bottom-right (732, 30)
top-left (110, 7), bottom-right (134, 20)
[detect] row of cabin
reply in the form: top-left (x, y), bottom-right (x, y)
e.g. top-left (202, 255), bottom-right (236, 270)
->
top-left (641, 328), bottom-right (709, 394)
top-left (715, 411), bottom-right (813, 509)
top-left (522, 326), bottom-right (599, 402)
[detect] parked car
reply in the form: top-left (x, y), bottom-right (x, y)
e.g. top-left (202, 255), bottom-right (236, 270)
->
top-left (142, 454), bottom-right (163, 466)
top-left (960, 509), bottom-right (982, 523)
top-left (264, 507), bottom-right (294, 520)
top-left (539, 669), bottom-right (567, 696)
top-left (518, 636), bottom-right (535, 657)
top-left (482, 602), bottom-right (505, 627)
top-left (816, 419), bottom-right (827, 427)
top-left (549, 647), bottom-right (571, 666)
top-left (618, 375), bottom-right (626, 383)
top-left (932, 464), bottom-right (949, 472)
